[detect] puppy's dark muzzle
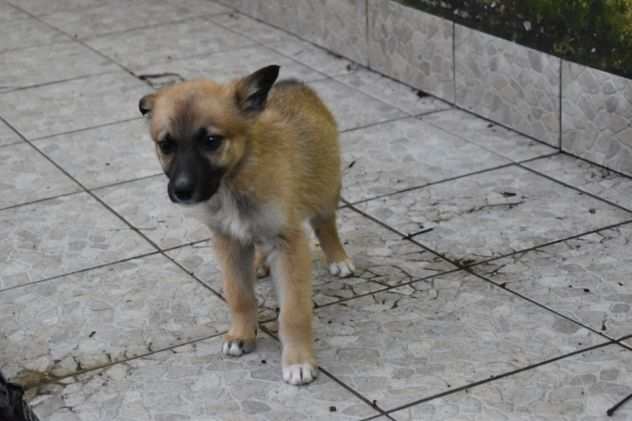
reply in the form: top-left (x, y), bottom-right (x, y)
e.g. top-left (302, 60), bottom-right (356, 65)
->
top-left (169, 174), bottom-right (196, 204)
top-left (167, 174), bottom-right (221, 205)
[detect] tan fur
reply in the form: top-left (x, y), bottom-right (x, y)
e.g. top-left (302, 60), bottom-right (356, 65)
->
top-left (142, 70), bottom-right (352, 385)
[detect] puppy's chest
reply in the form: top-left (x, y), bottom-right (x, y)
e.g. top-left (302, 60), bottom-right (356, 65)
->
top-left (187, 187), bottom-right (284, 244)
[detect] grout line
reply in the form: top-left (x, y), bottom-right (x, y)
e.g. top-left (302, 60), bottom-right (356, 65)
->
top-left (77, 11), bottom-right (233, 42)
top-left (0, 250), bottom-right (160, 294)
top-left (0, 140), bottom-right (24, 149)
top-left (312, 268), bottom-right (463, 312)
top-left (452, 21), bottom-right (456, 104)
top-left (560, 149), bottom-right (632, 182)
top-left (616, 334), bottom-right (632, 351)
top-left (347, 162), bottom-right (516, 207)
top-left (558, 57), bottom-right (563, 150)
top-left (515, 151), bottom-right (562, 164)
top-left (0, 40), bottom-right (72, 57)
top-left (7, 3), bottom-right (155, 87)
top-left (381, 339), bottom-right (615, 415)
top-left (24, 330), bottom-right (229, 390)
top-left (430, 218), bottom-right (632, 271)
top-left (0, 70), bottom-right (120, 96)
top-left (86, 172), bottom-right (164, 192)
top-left (339, 114), bottom-right (417, 134)
top-left (0, 173), bottom-right (163, 215)
top-left (29, 117), bottom-right (144, 141)
top-left (411, 107), bottom-right (454, 119)
top-left (319, 366), bottom-right (394, 416)
top-left (448, 101), bottom-right (558, 150)
top-left (361, 414), bottom-right (397, 421)
top-left (332, 73), bottom-right (452, 118)
top-left (259, 324), bottom-right (394, 417)
top-left (517, 161), bottom-right (632, 215)
top-left (418, 109), bottom-right (558, 158)
top-left (207, 13), bottom-right (333, 81)
top-left (365, 0), bottom-right (370, 68)
top-left (345, 152), bottom-right (562, 210)
top-left (0, 190), bottom-right (83, 213)
top-left (342, 203), bottom-right (459, 269)
top-left (468, 269), bottom-right (614, 341)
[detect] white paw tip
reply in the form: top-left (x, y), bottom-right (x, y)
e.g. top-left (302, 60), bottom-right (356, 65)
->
top-left (282, 363), bottom-right (318, 385)
top-left (222, 340), bottom-right (246, 356)
top-left (328, 259), bottom-right (355, 278)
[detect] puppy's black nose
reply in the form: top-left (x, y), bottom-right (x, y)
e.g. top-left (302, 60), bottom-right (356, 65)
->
top-left (173, 176), bottom-right (194, 202)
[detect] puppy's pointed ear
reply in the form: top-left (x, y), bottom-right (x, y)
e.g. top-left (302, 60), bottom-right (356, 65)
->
top-left (138, 93), bottom-right (156, 116)
top-left (235, 65), bottom-right (280, 114)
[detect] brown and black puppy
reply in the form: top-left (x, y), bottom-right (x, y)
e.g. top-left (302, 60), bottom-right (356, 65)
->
top-left (138, 65), bottom-right (353, 385)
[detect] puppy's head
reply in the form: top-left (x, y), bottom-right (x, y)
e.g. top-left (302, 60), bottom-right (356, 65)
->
top-left (138, 65), bottom-right (280, 205)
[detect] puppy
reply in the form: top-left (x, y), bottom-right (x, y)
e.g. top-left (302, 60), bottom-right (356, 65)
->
top-left (138, 65), bottom-right (354, 385)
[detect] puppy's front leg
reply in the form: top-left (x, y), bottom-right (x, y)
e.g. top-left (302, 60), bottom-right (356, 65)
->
top-left (273, 229), bottom-right (318, 385)
top-left (214, 232), bottom-right (257, 357)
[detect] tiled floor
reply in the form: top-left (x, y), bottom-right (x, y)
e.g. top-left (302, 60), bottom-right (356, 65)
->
top-left (1, 1), bottom-right (632, 420)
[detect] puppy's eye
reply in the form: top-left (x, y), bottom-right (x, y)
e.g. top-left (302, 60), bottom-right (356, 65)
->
top-left (158, 138), bottom-right (176, 155)
top-left (204, 134), bottom-right (224, 151)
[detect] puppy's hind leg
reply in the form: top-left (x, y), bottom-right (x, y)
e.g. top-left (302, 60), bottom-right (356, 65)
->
top-left (310, 212), bottom-right (354, 278)
top-left (254, 245), bottom-right (271, 278)
top-left (214, 232), bottom-right (258, 357)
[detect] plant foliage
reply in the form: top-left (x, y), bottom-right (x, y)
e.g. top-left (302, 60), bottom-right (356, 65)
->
top-left (397, 0), bottom-right (632, 78)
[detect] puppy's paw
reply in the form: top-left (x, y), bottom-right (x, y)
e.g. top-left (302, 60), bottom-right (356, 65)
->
top-left (256, 262), bottom-right (270, 278)
top-left (328, 258), bottom-right (355, 278)
top-left (282, 363), bottom-right (318, 385)
top-left (222, 335), bottom-right (256, 357)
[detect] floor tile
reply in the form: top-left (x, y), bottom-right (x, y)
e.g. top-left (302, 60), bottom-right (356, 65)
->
top-left (8, 0), bottom-right (102, 16)
top-left (132, 45), bottom-right (326, 87)
top-left (341, 118), bottom-right (510, 203)
top-left (167, 208), bottom-right (456, 320)
top-left (269, 37), bottom-right (358, 77)
top-left (35, 119), bottom-right (162, 189)
top-left (420, 109), bottom-right (557, 162)
top-left (0, 119), bottom-right (21, 147)
top-left (336, 69), bottom-right (452, 116)
top-left (1, 254), bottom-right (228, 383)
top-left (95, 176), bottom-right (210, 249)
top-left (264, 271), bottom-right (602, 411)
top-left (356, 166), bottom-right (631, 264)
top-left (0, 1), bottom-right (29, 21)
top-left (309, 79), bottom-right (406, 132)
top-left (0, 16), bottom-right (69, 53)
top-left (0, 143), bottom-right (80, 209)
top-left (0, 72), bottom-right (151, 139)
top-left (0, 192), bottom-right (154, 289)
top-left (41, 0), bottom-right (229, 39)
top-left (0, 41), bottom-right (118, 92)
top-left (31, 335), bottom-right (380, 421)
top-left (86, 16), bottom-right (253, 71)
top-left (210, 12), bottom-right (297, 45)
top-left (524, 154), bottom-right (632, 211)
top-left (473, 223), bottom-right (632, 340)
top-left (390, 345), bottom-right (632, 420)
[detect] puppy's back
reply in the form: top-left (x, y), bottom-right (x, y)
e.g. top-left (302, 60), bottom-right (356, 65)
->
top-left (265, 79), bottom-right (342, 215)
